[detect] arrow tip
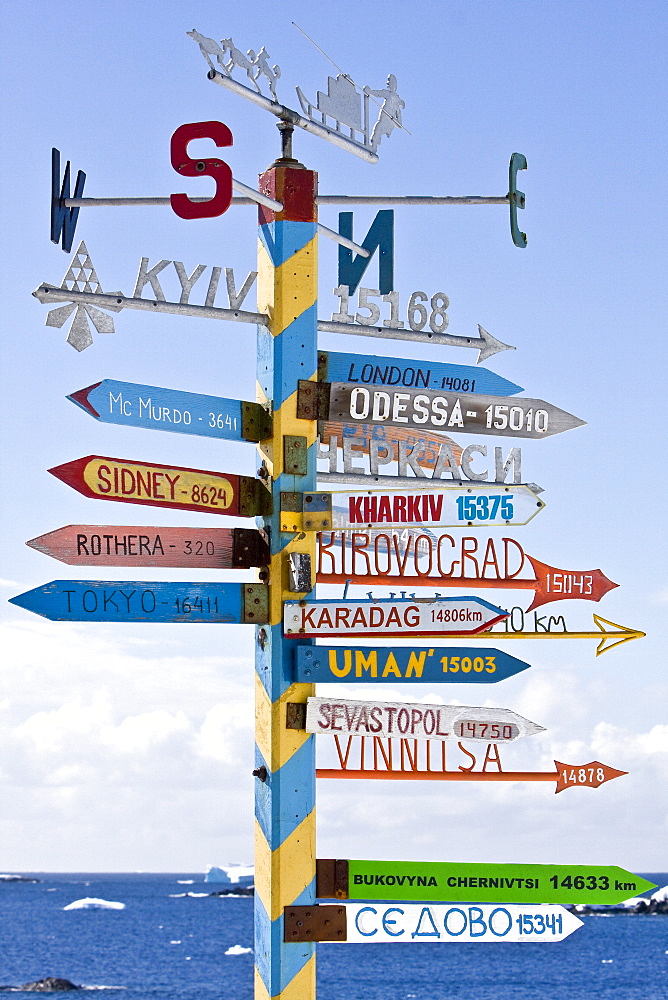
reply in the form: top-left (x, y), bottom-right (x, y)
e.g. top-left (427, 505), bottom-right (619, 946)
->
top-left (67, 383), bottom-right (101, 419)
top-left (593, 615), bottom-right (646, 656)
top-left (476, 325), bottom-right (516, 364)
top-left (554, 760), bottom-right (628, 793)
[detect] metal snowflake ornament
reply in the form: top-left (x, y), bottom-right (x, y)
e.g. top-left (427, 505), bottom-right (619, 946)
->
top-left (45, 242), bottom-right (121, 351)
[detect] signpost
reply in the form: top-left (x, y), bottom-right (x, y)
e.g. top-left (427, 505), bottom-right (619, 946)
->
top-left (299, 697), bottom-right (544, 742)
top-left (316, 859), bottom-right (655, 906)
top-left (9, 580), bottom-right (268, 624)
top-left (285, 902), bottom-right (582, 944)
top-left (319, 350), bottom-right (523, 396)
top-left (316, 531), bottom-right (618, 611)
top-left (48, 455), bottom-right (270, 517)
top-left (284, 595), bottom-right (508, 639)
top-left (68, 379), bottom-right (271, 442)
top-left (294, 645), bottom-right (532, 683)
top-left (475, 612), bottom-right (645, 655)
top-left (26, 525), bottom-right (268, 569)
top-left (317, 382), bottom-right (586, 439)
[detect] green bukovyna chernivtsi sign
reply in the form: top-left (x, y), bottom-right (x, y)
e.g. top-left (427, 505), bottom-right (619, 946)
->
top-left (316, 859), bottom-right (655, 906)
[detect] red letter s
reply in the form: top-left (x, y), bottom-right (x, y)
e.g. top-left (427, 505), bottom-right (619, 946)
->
top-left (170, 121), bottom-right (233, 219)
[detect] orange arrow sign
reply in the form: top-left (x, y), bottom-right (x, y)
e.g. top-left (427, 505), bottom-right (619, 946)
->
top-left (316, 533), bottom-right (617, 611)
top-left (317, 759), bottom-right (627, 793)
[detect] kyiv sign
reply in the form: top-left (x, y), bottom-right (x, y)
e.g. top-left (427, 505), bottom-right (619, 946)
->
top-left (49, 455), bottom-right (270, 517)
top-left (294, 645), bottom-right (532, 684)
top-left (284, 595), bottom-right (508, 639)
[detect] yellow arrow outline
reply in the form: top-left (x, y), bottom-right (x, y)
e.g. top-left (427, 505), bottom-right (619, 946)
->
top-left (460, 614), bottom-right (645, 656)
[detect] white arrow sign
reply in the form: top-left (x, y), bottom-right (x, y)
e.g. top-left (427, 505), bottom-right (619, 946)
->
top-left (304, 697), bottom-right (545, 742)
top-left (342, 903), bottom-right (582, 944)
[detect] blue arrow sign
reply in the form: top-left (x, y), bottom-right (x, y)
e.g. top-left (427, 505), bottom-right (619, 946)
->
top-left (294, 645), bottom-right (531, 683)
top-left (68, 380), bottom-right (270, 442)
top-left (320, 351), bottom-right (522, 396)
top-left (9, 580), bottom-right (268, 624)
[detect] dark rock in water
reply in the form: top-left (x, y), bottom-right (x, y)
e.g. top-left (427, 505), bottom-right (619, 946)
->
top-left (209, 885), bottom-right (254, 896)
top-left (19, 979), bottom-right (80, 992)
top-left (0, 875), bottom-right (40, 883)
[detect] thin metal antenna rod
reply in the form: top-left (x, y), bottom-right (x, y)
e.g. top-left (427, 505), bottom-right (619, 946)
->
top-left (292, 21), bottom-right (410, 134)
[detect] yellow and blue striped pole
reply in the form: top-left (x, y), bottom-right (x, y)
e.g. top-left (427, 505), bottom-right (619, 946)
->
top-left (254, 149), bottom-right (318, 1000)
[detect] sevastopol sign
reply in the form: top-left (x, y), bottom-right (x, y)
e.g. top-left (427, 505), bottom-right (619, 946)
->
top-left (9, 580), bottom-right (268, 624)
top-left (316, 382), bottom-right (586, 439)
top-left (293, 645), bottom-right (532, 683)
top-left (316, 859), bottom-right (655, 906)
top-left (284, 595), bottom-right (508, 639)
top-left (49, 455), bottom-right (270, 517)
top-left (302, 697), bottom-right (544, 742)
top-left (68, 379), bottom-right (271, 442)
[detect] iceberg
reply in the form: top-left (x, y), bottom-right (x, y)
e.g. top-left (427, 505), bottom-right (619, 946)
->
top-left (63, 897), bottom-right (125, 910)
top-left (204, 864), bottom-right (254, 886)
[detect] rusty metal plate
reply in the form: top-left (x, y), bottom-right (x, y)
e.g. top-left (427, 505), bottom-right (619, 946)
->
top-left (283, 905), bottom-right (347, 942)
top-left (242, 583), bottom-right (269, 624)
top-left (283, 435), bottom-right (308, 476)
top-left (232, 527), bottom-right (270, 568)
top-left (316, 859), bottom-right (350, 900)
top-left (241, 400), bottom-right (272, 441)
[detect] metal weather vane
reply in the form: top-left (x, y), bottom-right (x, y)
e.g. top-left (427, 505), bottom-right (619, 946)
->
top-left (43, 242), bottom-right (122, 351)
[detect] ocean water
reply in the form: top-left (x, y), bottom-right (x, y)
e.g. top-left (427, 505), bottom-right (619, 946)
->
top-left (0, 873), bottom-right (666, 999)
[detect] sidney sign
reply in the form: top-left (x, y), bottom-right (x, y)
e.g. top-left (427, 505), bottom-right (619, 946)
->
top-left (284, 595), bottom-right (508, 639)
top-left (342, 903), bottom-right (581, 944)
top-left (324, 383), bottom-right (585, 439)
top-left (49, 455), bottom-right (270, 517)
top-left (304, 697), bottom-right (544, 742)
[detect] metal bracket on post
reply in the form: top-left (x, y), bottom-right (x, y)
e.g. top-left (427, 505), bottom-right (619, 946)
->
top-left (242, 583), bottom-right (270, 624)
top-left (316, 859), bottom-right (350, 900)
top-left (241, 401), bottom-right (273, 441)
top-left (283, 435), bottom-right (308, 476)
top-left (285, 702), bottom-right (307, 730)
top-left (296, 380), bottom-right (330, 420)
top-left (280, 492), bottom-right (332, 532)
top-left (232, 527), bottom-right (270, 568)
top-left (239, 476), bottom-right (273, 517)
top-left (283, 905), bottom-right (347, 942)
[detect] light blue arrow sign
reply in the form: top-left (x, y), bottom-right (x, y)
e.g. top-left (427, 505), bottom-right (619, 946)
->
top-left (320, 351), bottom-right (522, 396)
top-left (294, 645), bottom-right (531, 683)
top-left (9, 580), bottom-right (268, 624)
top-left (68, 380), bottom-right (271, 442)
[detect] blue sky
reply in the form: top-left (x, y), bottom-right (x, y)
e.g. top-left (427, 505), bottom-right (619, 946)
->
top-left (0, 0), bottom-right (666, 871)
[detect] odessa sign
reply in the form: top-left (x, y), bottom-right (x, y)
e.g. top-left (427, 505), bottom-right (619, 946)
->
top-left (342, 903), bottom-right (581, 944)
top-left (294, 645), bottom-right (532, 683)
top-left (303, 697), bottom-right (544, 742)
top-left (326, 484), bottom-right (544, 529)
top-left (319, 350), bottom-right (523, 396)
top-left (284, 595), bottom-right (508, 639)
top-left (26, 525), bottom-right (268, 569)
top-left (68, 379), bottom-right (271, 442)
top-left (317, 859), bottom-right (655, 906)
top-left (49, 455), bottom-right (270, 517)
top-left (322, 382), bottom-right (586, 439)
top-left (9, 580), bottom-right (268, 624)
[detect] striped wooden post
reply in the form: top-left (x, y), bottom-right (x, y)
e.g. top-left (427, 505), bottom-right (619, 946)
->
top-left (254, 154), bottom-right (318, 1000)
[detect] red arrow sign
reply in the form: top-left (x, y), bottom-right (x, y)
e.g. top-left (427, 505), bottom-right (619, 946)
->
top-left (316, 532), bottom-right (617, 612)
top-left (26, 525), bottom-right (268, 569)
top-left (48, 456), bottom-right (270, 517)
